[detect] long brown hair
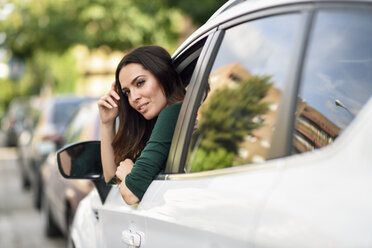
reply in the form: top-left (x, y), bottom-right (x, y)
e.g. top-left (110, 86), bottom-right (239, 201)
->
top-left (112, 46), bottom-right (185, 164)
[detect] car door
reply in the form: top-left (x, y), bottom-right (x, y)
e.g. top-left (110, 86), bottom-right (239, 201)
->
top-left (143, 7), bottom-right (307, 247)
top-left (95, 36), bottom-right (209, 248)
top-left (254, 5), bottom-right (372, 247)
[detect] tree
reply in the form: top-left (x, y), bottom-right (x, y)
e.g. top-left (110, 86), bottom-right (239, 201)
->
top-left (190, 75), bottom-right (273, 172)
top-left (1, 0), bottom-right (183, 58)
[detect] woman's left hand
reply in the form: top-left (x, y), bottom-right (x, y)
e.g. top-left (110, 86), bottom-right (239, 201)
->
top-left (116, 159), bottom-right (134, 181)
top-left (116, 159), bottom-right (139, 205)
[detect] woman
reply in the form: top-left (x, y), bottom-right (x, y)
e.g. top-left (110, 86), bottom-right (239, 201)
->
top-left (98, 46), bottom-right (185, 205)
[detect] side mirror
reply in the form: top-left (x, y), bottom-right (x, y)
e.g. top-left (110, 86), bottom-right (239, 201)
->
top-left (57, 141), bottom-right (102, 179)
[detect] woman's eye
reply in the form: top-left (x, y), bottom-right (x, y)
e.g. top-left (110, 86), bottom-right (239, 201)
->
top-left (137, 80), bottom-right (145, 87)
top-left (123, 90), bottom-right (130, 96)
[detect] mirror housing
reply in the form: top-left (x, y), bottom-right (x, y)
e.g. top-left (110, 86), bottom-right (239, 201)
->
top-left (57, 140), bottom-right (112, 204)
top-left (57, 140), bottom-right (102, 179)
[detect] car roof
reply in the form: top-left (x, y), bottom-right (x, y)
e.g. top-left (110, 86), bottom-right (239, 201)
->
top-left (173, 0), bottom-right (372, 59)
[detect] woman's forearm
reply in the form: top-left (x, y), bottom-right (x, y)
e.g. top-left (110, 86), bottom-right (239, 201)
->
top-left (100, 122), bottom-right (117, 182)
top-left (120, 180), bottom-right (139, 205)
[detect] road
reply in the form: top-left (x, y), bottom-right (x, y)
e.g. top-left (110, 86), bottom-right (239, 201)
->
top-left (0, 147), bottom-right (66, 248)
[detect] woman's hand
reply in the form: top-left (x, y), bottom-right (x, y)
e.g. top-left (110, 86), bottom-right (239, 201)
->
top-left (116, 159), bottom-right (139, 205)
top-left (98, 81), bottom-right (121, 125)
top-left (115, 159), bottom-right (134, 181)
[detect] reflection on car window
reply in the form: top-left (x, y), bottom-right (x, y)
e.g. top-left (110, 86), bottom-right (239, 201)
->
top-left (186, 13), bottom-right (301, 172)
top-left (175, 37), bottom-right (207, 88)
top-left (293, 10), bottom-right (372, 153)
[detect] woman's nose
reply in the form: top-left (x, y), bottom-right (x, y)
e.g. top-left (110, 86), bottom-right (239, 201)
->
top-left (130, 89), bottom-right (141, 103)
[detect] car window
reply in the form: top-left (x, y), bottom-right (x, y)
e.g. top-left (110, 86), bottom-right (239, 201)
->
top-left (185, 13), bottom-right (301, 172)
top-left (292, 9), bottom-right (372, 154)
top-left (64, 102), bottom-right (99, 144)
top-left (52, 99), bottom-right (88, 128)
top-left (174, 37), bottom-right (207, 87)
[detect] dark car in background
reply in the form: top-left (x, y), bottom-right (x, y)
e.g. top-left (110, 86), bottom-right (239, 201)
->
top-left (22, 95), bottom-right (93, 209)
top-left (40, 100), bottom-right (99, 238)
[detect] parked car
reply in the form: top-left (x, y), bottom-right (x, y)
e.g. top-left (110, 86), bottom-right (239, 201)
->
top-left (25, 95), bottom-right (93, 209)
top-left (40, 100), bottom-right (99, 238)
top-left (58, 0), bottom-right (372, 247)
top-left (15, 96), bottom-right (44, 188)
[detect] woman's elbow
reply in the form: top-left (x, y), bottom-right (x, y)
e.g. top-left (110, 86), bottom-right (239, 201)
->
top-left (120, 183), bottom-right (139, 205)
top-left (104, 174), bottom-right (112, 183)
top-left (123, 194), bottom-right (139, 205)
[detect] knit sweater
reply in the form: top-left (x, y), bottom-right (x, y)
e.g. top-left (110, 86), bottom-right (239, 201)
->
top-left (124, 102), bottom-right (182, 200)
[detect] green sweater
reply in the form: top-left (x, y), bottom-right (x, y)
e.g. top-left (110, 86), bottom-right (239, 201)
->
top-left (124, 102), bottom-right (182, 200)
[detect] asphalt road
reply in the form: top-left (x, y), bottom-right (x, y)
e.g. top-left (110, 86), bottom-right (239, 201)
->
top-left (0, 147), bottom-right (66, 248)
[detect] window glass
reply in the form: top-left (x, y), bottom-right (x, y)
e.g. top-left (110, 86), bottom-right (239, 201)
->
top-left (186, 13), bottom-right (301, 172)
top-left (175, 37), bottom-right (207, 88)
top-left (64, 102), bottom-right (99, 144)
top-left (293, 10), bottom-right (372, 153)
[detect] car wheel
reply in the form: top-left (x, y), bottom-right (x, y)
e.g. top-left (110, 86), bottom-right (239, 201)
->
top-left (21, 173), bottom-right (30, 189)
top-left (33, 172), bottom-right (42, 210)
top-left (20, 164), bottom-right (30, 189)
top-left (41, 192), bottom-right (62, 237)
top-left (66, 207), bottom-right (76, 248)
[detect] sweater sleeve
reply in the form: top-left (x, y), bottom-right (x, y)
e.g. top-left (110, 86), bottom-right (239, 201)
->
top-left (125, 102), bottom-right (182, 200)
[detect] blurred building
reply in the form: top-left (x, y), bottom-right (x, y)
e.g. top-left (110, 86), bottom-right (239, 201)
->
top-left (73, 45), bottom-right (123, 97)
top-left (293, 100), bottom-right (341, 153)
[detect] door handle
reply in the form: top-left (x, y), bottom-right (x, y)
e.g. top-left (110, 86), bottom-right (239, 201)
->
top-left (92, 209), bottom-right (99, 221)
top-left (121, 229), bottom-right (142, 247)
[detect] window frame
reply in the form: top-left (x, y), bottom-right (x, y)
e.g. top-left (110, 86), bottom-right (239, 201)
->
top-left (164, 29), bottom-right (224, 175)
top-left (164, 6), bottom-right (314, 176)
top-left (163, 2), bottom-right (372, 178)
top-left (289, 4), bottom-right (372, 154)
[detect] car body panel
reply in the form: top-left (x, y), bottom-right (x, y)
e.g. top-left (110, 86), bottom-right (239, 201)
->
top-left (62, 0), bottom-right (372, 247)
top-left (255, 99), bottom-right (372, 247)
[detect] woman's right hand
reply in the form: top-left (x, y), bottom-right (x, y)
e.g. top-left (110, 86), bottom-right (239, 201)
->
top-left (98, 82), bottom-right (121, 124)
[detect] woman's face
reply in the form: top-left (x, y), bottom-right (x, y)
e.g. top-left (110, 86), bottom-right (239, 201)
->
top-left (119, 63), bottom-right (167, 120)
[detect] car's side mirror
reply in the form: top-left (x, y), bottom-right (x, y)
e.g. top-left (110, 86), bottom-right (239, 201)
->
top-left (57, 140), bottom-right (112, 204)
top-left (57, 141), bottom-right (103, 179)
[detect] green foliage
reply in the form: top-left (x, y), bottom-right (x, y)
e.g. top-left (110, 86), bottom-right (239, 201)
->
top-left (0, 0), bottom-right (226, 112)
top-left (198, 75), bottom-right (272, 154)
top-left (190, 147), bottom-right (234, 172)
top-left (18, 49), bottom-right (79, 95)
top-left (140, 0), bottom-right (228, 25)
top-left (1, 0), bottom-right (184, 58)
top-left (189, 75), bottom-right (273, 172)
top-left (50, 49), bottom-right (79, 94)
top-left (0, 78), bottom-right (17, 117)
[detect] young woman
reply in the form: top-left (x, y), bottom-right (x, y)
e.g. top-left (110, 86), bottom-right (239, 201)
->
top-left (97, 46), bottom-right (185, 205)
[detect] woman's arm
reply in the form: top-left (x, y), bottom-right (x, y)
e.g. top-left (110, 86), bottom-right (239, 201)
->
top-left (116, 159), bottom-right (139, 205)
top-left (98, 82), bottom-right (120, 183)
top-left (124, 102), bottom-right (182, 202)
top-left (100, 123), bottom-right (117, 182)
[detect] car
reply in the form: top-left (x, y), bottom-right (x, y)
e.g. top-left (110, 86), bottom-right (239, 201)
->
top-left (57, 0), bottom-right (372, 247)
top-left (25, 95), bottom-right (94, 209)
top-left (40, 100), bottom-right (99, 239)
top-left (16, 96), bottom-right (44, 187)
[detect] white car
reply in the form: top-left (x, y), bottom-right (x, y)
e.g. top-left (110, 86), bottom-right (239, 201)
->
top-left (57, 0), bottom-right (372, 247)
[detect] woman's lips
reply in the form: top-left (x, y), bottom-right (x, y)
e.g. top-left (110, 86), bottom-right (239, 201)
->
top-left (138, 103), bottom-right (149, 113)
